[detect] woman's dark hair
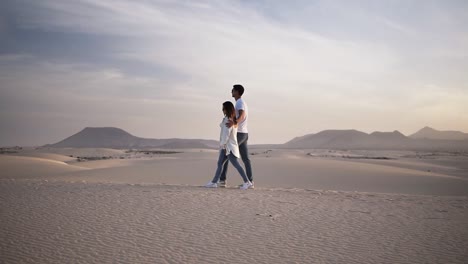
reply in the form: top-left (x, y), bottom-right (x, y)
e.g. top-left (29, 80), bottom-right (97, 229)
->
top-left (233, 84), bottom-right (244, 96)
top-left (223, 101), bottom-right (237, 124)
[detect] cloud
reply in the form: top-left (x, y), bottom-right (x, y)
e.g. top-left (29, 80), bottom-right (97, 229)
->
top-left (0, 59), bottom-right (223, 145)
top-left (0, 53), bottom-right (34, 62)
top-left (12, 1), bottom-right (399, 73)
top-left (1, 0), bottom-right (468, 145)
top-left (7, 1), bottom-right (404, 103)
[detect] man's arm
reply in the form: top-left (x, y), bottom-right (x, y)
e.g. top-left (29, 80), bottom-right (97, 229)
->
top-left (236, 109), bottom-right (246, 124)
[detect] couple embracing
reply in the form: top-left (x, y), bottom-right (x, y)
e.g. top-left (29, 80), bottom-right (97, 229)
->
top-left (204, 84), bottom-right (254, 190)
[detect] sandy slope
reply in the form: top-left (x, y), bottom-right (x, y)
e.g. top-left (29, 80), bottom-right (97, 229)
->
top-left (1, 181), bottom-right (467, 264)
top-left (1, 148), bottom-right (468, 263)
top-left (0, 155), bottom-right (88, 179)
top-left (1, 148), bottom-right (468, 195)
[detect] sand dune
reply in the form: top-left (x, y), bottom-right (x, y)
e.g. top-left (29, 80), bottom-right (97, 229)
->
top-left (12, 153), bottom-right (461, 196)
top-left (0, 155), bottom-right (88, 179)
top-left (32, 147), bottom-right (127, 158)
top-left (2, 148), bottom-right (468, 195)
top-left (1, 148), bottom-right (468, 263)
top-left (13, 152), bottom-right (78, 162)
top-left (1, 181), bottom-right (467, 264)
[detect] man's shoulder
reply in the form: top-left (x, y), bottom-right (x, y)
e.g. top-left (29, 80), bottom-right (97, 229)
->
top-left (236, 98), bottom-right (247, 107)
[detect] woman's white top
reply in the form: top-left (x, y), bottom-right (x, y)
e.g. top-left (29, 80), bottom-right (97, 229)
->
top-left (219, 117), bottom-right (240, 158)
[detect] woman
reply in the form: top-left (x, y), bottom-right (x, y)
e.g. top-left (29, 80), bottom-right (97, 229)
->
top-left (205, 101), bottom-right (253, 190)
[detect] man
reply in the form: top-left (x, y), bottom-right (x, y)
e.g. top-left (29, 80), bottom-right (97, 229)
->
top-left (219, 84), bottom-right (253, 188)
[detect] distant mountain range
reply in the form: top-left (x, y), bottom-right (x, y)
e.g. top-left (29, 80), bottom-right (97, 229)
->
top-left (45, 127), bottom-right (219, 149)
top-left (409, 126), bottom-right (468, 140)
top-left (285, 127), bottom-right (468, 150)
top-left (44, 126), bottom-right (468, 150)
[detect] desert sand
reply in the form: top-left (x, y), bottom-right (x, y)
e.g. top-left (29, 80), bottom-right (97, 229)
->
top-left (1, 147), bottom-right (468, 263)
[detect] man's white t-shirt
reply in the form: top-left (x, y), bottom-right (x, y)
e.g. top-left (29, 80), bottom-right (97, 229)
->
top-left (235, 98), bottom-right (248, 133)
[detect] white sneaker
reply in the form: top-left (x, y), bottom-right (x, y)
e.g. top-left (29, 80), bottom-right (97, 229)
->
top-left (219, 180), bottom-right (226, 188)
top-left (240, 181), bottom-right (252, 190)
top-left (238, 181), bottom-right (254, 189)
top-left (204, 182), bottom-right (218, 188)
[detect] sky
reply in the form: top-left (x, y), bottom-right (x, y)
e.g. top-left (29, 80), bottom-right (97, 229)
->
top-left (1, 0), bottom-right (467, 146)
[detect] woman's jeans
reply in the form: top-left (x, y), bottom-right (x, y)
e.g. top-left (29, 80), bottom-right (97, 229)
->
top-left (211, 149), bottom-right (249, 184)
top-left (219, 132), bottom-right (252, 182)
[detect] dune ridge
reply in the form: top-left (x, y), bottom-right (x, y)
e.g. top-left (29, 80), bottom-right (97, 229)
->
top-left (1, 181), bottom-right (467, 264)
top-left (1, 147), bottom-right (468, 263)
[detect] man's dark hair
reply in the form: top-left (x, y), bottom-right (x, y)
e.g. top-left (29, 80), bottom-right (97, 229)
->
top-left (233, 84), bottom-right (244, 96)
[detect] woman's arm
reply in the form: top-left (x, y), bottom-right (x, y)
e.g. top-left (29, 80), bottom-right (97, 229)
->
top-left (220, 119), bottom-right (233, 147)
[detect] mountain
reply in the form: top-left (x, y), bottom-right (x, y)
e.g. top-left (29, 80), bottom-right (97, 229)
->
top-left (158, 139), bottom-right (219, 149)
top-left (45, 127), bottom-right (218, 149)
top-left (367, 130), bottom-right (412, 149)
top-left (409, 126), bottom-right (468, 140)
top-left (284, 128), bottom-right (468, 150)
top-left (285, 129), bottom-right (401, 149)
top-left (287, 130), bottom-right (369, 149)
top-left (45, 126), bottom-right (468, 150)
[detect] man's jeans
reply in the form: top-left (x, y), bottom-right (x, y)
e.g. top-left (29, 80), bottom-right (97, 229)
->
top-left (219, 132), bottom-right (253, 182)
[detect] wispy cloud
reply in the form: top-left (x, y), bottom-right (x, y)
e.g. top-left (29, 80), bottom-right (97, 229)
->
top-left (0, 53), bottom-right (34, 62)
top-left (1, 0), bottom-right (468, 145)
top-left (13, 1), bottom-right (399, 77)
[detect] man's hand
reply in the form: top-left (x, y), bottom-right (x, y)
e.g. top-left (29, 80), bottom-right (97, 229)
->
top-left (225, 119), bottom-right (234, 128)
